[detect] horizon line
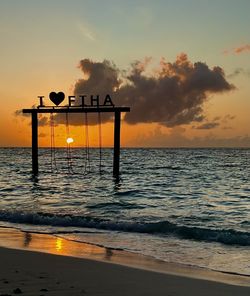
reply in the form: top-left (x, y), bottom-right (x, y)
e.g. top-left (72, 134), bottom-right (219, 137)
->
top-left (1, 146), bottom-right (250, 149)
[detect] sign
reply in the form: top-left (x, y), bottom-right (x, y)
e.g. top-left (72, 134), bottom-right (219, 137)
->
top-left (38, 92), bottom-right (115, 108)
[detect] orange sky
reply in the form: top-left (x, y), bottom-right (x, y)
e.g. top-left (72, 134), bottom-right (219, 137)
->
top-left (0, 1), bottom-right (250, 147)
top-left (1, 73), bottom-right (250, 148)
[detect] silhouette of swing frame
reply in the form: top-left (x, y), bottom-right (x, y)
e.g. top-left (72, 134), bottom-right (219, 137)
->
top-left (22, 106), bottom-right (130, 177)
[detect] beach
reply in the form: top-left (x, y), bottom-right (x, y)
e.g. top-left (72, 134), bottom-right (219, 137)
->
top-left (1, 246), bottom-right (250, 296)
top-left (0, 227), bottom-right (250, 296)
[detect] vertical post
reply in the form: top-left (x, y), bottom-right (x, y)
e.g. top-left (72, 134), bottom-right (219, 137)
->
top-left (113, 111), bottom-right (121, 177)
top-left (31, 111), bottom-right (38, 175)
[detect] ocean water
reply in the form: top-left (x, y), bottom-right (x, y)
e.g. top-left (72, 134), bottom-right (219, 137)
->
top-left (0, 148), bottom-right (249, 276)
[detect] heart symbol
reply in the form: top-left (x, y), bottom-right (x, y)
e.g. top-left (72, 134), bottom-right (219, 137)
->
top-left (49, 92), bottom-right (65, 106)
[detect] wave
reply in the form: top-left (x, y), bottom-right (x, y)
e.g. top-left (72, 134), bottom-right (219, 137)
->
top-left (0, 210), bottom-right (249, 246)
top-left (150, 166), bottom-right (183, 170)
top-left (85, 201), bottom-right (144, 210)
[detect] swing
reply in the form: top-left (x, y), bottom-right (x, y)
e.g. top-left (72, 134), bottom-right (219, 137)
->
top-left (83, 112), bottom-right (91, 174)
top-left (50, 111), bottom-right (102, 174)
top-left (50, 113), bottom-right (58, 173)
top-left (49, 112), bottom-right (74, 174)
top-left (82, 112), bottom-right (103, 174)
top-left (65, 112), bottom-right (74, 174)
top-left (98, 111), bottom-right (102, 174)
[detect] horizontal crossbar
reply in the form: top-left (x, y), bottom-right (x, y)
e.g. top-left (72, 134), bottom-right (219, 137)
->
top-left (23, 107), bottom-right (130, 113)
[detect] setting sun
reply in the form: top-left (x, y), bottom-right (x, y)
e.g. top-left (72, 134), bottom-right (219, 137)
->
top-left (66, 137), bottom-right (74, 144)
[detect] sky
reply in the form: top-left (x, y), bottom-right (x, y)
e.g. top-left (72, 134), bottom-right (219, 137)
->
top-left (0, 0), bottom-right (250, 147)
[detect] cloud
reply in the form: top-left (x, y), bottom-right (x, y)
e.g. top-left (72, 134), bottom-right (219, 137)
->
top-left (193, 114), bottom-right (235, 130)
top-left (14, 105), bottom-right (36, 118)
top-left (38, 116), bottom-right (48, 127)
top-left (195, 122), bottom-right (220, 130)
top-left (227, 68), bottom-right (250, 78)
top-left (77, 22), bottom-right (96, 41)
top-left (132, 55), bottom-right (232, 124)
top-left (227, 68), bottom-right (244, 78)
top-left (14, 107), bottom-right (48, 126)
top-left (222, 114), bottom-right (235, 122)
top-left (130, 126), bottom-right (250, 148)
top-left (55, 54), bottom-right (234, 127)
top-left (119, 54), bottom-right (234, 126)
top-left (15, 109), bottom-right (30, 118)
top-left (54, 59), bottom-right (122, 125)
top-left (224, 44), bottom-right (250, 55)
top-left (17, 55), bottom-right (234, 128)
top-left (113, 54), bottom-right (234, 127)
top-left (234, 44), bottom-right (250, 54)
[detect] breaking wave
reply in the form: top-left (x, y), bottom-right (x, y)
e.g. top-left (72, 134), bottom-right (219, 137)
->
top-left (0, 210), bottom-right (249, 246)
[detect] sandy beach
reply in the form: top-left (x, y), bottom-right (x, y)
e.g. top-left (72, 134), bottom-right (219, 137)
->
top-left (0, 227), bottom-right (249, 296)
top-left (0, 247), bottom-right (250, 296)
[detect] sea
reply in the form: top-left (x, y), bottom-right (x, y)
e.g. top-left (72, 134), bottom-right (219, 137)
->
top-left (0, 148), bottom-right (249, 276)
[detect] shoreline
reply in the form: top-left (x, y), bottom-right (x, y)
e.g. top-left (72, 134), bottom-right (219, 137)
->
top-left (0, 226), bottom-right (249, 289)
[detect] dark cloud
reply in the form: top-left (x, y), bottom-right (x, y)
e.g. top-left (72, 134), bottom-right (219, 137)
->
top-left (193, 114), bottom-right (235, 130)
top-left (17, 54), bottom-right (235, 128)
top-left (14, 105), bottom-right (36, 118)
top-left (38, 116), bottom-right (48, 126)
top-left (195, 122), bottom-right (220, 130)
top-left (63, 54), bottom-right (234, 127)
top-left (55, 59), bottom-right (122, 125)
top-left (223, 114), bottom-right (235, 122)
top-left (15, 109), bottom-right (29, 117)
top-left (227, 68), bottom-right (250, 78)
top-left (227, 68), bottom-right (244, 78)
top-left (120, 54), bottom-right (234, 126)
top-left (220, 114), bottom-right (235, 130)
top-left (15, 107), bottom-right (48, 126)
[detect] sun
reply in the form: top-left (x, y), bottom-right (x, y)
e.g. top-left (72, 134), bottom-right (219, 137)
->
top-left (66, 137), bottom-right (74, 144)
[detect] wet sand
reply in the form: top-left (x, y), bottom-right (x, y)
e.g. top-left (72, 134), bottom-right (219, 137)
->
top-left (0, 227), bottom-right (249, 295)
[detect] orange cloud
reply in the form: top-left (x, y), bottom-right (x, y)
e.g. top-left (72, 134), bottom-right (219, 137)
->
top-left (234, 44), bottom-right (250, 54)
top-left (224, 44), bottom-right (250, 55)
top-left (15, 55), bottom-right (235, 138)
top-left (54, 54), bottom-right (234, 127)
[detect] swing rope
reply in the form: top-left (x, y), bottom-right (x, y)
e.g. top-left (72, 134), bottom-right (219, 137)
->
top-left (98, 112), bottom-right (102, 173)
top-left (65, 112), bottom-right (74, 174)
top-left (51, 111), bottom-right (102, 175)
top-left (50, 113), bottom-right (58, 173)
top-left (50, 111), bottom-right (103, 175)
top-left (84, 112), bottom-right (91, 174)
